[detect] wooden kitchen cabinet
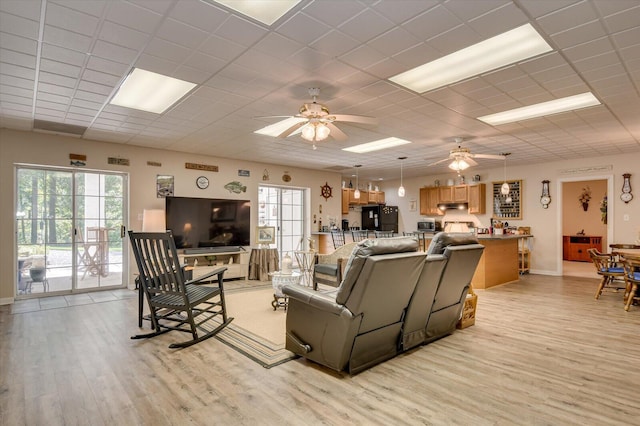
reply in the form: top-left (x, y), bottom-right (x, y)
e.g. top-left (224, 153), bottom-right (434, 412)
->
top-left (438, 186), bottom-right (454, 203)
top-left (453, 185), bottom-right (467, 202)
top-left (368, 190), bottom-right (385, 204)
top-left (420, 187), bottom-right (443, 215)
top-left (341, 188), bottom-right (350, 214)
top-left (467, 184), bottom-right (486, 214)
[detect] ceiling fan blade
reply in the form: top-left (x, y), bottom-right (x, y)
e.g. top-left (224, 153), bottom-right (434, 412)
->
top-left (331, 114), bottom-right (378, 125)
top-left (466, 158), bottom-right (478, 166)
top-left (254, 115), bottom-right (294, 119)
top-left (326, 123), bottom-right (347, 141)
top-left (278, 121), bottom-right (307, 138)
top-left (426, 157), bottom-right (452, 167)
top-left (472, 153), bottom-right (506, 160)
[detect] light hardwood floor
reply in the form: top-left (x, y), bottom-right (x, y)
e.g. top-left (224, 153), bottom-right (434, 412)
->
top-left (1, 274), bottom-right (639, 425)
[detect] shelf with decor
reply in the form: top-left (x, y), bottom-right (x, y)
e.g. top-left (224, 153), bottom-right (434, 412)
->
top-left (492, 180), bottom-right (522, 220)
top-left (178, 249), bottom-right (248, 280)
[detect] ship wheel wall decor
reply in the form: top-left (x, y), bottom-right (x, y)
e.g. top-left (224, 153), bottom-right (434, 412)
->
top-left (321, 182), bottom-right (333, 201)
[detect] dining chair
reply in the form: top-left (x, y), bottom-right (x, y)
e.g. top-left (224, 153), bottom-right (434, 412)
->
top-left (622, 254), bottom-right (640, 311)
top-left (587, 248), bottom-right (626, 299)
top-left (330, 229), bottom-right (346, 249)
top-left (351, 229), bottom-right (369, 242)
top-left (374, 230), bottom-right (394, 238)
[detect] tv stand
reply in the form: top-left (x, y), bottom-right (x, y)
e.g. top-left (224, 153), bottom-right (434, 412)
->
top-left (178, 248), bottom-right (248, 281)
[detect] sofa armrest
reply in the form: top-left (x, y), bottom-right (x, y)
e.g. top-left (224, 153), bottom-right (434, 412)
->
top-left (282, 285), bottom-right (347, 316)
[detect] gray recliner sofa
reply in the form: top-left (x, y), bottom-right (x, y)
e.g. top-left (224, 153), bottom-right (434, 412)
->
top-left (283, 233), bottom-right (484, 374)
top-left (283, 237), bottom-right (425, 374)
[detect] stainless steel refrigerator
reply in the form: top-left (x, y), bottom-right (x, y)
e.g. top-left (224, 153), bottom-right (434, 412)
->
top-left (361, 205), bottom-right (398, 232)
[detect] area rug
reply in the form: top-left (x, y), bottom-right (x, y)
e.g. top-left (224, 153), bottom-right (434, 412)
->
top-left (210, 285), bottom-right (297, 368)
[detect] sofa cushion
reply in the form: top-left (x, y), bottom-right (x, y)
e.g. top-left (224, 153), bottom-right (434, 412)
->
top-left (426, 232), bottom-right (479, 255)
top-left (337, 237), bottom-right (418, 305)
top-left (315, 263), bottom-right (338, 276)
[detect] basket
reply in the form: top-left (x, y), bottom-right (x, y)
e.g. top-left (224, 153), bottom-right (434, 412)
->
top-left (457, 285), bottom-right (478, 329)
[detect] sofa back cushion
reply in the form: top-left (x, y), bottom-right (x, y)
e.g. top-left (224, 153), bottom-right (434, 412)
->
top-left (426, 232), bottom-right (479, 255)
top-left (337, 237), bottom-right (418, 305)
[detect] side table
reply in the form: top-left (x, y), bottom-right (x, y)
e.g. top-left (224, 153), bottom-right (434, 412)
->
top-left (269, 271), bottom-right (301, 310)
top-left (248, 247), bottom-right (279, 281)
top-left (294, 250), bottom-right (316, 287)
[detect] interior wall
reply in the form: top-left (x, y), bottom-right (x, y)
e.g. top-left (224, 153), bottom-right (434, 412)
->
top-left (562, 180), bottom-right (608, 247)
top-left (0, 128), bottom-right (342, 302)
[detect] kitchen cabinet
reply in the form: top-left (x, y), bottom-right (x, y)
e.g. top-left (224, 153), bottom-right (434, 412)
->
top-left (368, 190), bottom-right (385, 204)
top-left (420, 187), bottom-right (443, 215)
top-left (467, 184), bottom-right (486, 214)
top-left (563, 235), bottom-right (602, 262)
top-left (341, 188), bottom-right (350, 214)
top-left (420, 184), bottom-right (485, 215)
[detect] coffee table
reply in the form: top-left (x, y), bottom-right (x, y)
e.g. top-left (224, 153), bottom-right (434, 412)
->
top-left (269, 271), bottom-right (301, 310)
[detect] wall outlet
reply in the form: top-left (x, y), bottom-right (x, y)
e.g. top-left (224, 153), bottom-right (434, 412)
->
top-left (623, 214), bottom-right (629, 221)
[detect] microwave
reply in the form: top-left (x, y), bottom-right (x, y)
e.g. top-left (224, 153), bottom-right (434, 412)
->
top-left (417, 220), bottom-right (439, 232)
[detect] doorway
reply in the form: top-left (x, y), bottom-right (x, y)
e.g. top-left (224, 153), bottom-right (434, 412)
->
top-left (559, 175), bottom-right (612, 278)
top-left (258, 185), bottom-right (308, 263)
top-left (15, 166), bottom-right (128, 297)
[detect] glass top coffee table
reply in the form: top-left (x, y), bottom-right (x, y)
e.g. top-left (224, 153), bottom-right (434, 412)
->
top-left (269, 271), bottom-right (301, 310)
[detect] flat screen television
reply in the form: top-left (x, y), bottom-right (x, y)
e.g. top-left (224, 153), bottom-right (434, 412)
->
top-left (165, 196), bottom-right (251, 250)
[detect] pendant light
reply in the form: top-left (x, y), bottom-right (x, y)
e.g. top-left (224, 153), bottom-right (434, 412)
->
top-left (501, 153), bottom-right (511, 195)
top-left (397, 156), bottom-right (407, 197)
top-left (353, 165), bottom-right (361, 199)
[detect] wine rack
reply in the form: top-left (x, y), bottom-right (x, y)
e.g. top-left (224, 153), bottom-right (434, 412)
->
top-left (492, 180), bottom-right (523, 220)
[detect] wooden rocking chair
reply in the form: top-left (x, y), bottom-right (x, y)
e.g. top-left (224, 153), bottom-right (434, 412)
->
top-left (128, 231), bottom-right (233, 349)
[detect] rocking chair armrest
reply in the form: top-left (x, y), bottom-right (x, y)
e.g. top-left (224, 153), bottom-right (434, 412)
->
top-left (185, 266), bottom-right (228, 285)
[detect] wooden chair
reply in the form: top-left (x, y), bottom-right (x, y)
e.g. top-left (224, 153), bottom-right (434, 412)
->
top-left (351, 229), bottom-right (369, 242)
top-left (313, 242), bottom-right (357, 290)
top-left (588, 248), bottom-right (625, 299)
top-left (330, 230), bottom-right (346, 249)
top-left (622, 254), bottom-right (640, 311)
top-left (128, 231), bottom-right (233, 348)
top-left (374, 230), bottom-right (394, 238)
top-left (77, 230), bottom-right (101, 279)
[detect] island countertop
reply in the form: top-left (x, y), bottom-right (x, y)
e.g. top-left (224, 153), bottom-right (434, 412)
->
top-left (476, 234), bottom-right (533, 240)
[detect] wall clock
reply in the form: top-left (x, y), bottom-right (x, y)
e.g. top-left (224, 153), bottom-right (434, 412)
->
top-left (196, 176), bottom-right (209, 189)
top-left (320, 182), bottom-right (333, 201)
top-left (621, 173), bottom-right (633, 203)
top-left (540, 180), bottom-right (551, 209)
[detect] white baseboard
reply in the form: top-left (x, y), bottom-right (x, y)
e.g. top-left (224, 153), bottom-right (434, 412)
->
top-left (530, 269), bottom-right (562, 276)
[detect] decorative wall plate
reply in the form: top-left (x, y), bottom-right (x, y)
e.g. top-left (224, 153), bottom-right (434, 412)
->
top-left (282, 172), bottom-right (291, 182)
top-left (196, 176), bottom-right (209, 189)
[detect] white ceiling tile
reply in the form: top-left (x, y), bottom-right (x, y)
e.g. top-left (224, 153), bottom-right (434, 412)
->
top-left (0, 48), bottom-right (36, 68)
top-left (1, 93), bottom-right (32, 105)
top-left (466, 3), bottom-right (529, 38)
top-left (536, 1), bottom-right (598, 35)
top-left (49, 0), bottom-right (107, 17)
top-left (37, 82), bottom-right (74, 96)
top-left (339, 45), bottom-right (387, 70)
top-left (1, 62), bottom-right (35, 79)
top-left (39, 58), bottom-right (81, 78)
top-left (169, 0), bottom-right (229, 32)
top-left (603, 4), bottom-right (640, 32)
top-left (86, 56), bottom-right (130, 77)
top-left (105, 1), bottom-right (163, 34)
top-left (519, 0), bottom-right (583, 18)
top-left (43, 25), bottom-right (93, 52)
top-left (0, 11), bottom-right (39, 40)
top-left (134, 54), bottom-right (178, 76)
top-left (0, 32), bottom-right (37, 54)
top-left (367, 27), bottom-right (422, 57)
top-left (310, 30), bottom-right (360, 58)
top-left (216, 14), bottom-right (268, 47)
top-left (0, 0), bottom-right (42, 21)
top-left (172, 65), bottom-right (211, 84)
top-left (98, 20), bottom-right (150, 51)
top-left (127, 0), bottom-right (174, 15)
top-left (182, 52), bottom-right (226, 74)
top-left (391, 42), bottom-right (441, 68)
top-left (338, 9), bottom-right (395, 43)
top-left (45, 2), bottom-right (100, 36)
top-left (144, 37), bottom-right (191, 63)
top-left (276, 12), bottom-right (330, 45)
top-left (77, 80), bottom-right (113, 96)
top-left (81, 69), bottom-right (120, 87)
top-left (0, 84), bottom-right (33, 98)
top-left (402, 4), bottom-right (464, 41)
top-left (254, 33), bottom-right (304, 60)
top-left (199, 34), bottom-right (246, 61)
top-left (550, 20), bottom-right (607, 49)
top-left (41, 44), bottom-right (87, 67)
top-left (92, 40), bottom-right (138, 64)
top-left (428, 24), bottom-right (482, 55)
top-left (156, 18), bottom-right (209, 49)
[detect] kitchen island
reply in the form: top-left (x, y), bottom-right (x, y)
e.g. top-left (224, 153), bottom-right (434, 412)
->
top-left (472, 234), bottom-right (532, 289)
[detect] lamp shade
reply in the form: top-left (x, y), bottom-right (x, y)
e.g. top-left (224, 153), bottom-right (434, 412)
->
top-left (444, 222), bottom-right (470, 233)
top-left (142, 209), bottom-right (165, 232)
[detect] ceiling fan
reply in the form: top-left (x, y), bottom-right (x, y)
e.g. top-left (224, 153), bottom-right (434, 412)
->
top-left (426, 138), bottom-right (506, 171)
top-left (255, 88), bottom-right (377, 146)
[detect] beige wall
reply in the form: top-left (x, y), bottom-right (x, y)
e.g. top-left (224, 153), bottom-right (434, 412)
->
top-left (0, 128), bottom-right (342, 302)
top-left (380, 154), bottom-right (639, 275)
top-left (2, 127), bottom-right (639, 302)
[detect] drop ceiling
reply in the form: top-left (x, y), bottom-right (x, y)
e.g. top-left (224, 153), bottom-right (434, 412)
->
top-left (1, 0), bottom-right (639, 181)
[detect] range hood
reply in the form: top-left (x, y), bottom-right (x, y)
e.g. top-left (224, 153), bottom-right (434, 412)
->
top-left (437, 202), bottom-right (469, 211)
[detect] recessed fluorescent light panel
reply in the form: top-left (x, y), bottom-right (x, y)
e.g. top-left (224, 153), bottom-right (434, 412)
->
top-left (110, 68), bottom-right (196, 114)
top-left (343, 137), bottom-right (411, 154)
top-left (477, 92), bottom-right (601, 125)
top-left (209, 0), bottom-right (302, 25)
top-left (389, 24), bottom-right (552, 93)
top-left (254, 117), bottom-right (307, 137)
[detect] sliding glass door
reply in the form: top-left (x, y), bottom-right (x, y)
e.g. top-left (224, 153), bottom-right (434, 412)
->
top-left (15, 166), bottom-right (128, 297)
top-left (258, 185), bottom-right (307, 262)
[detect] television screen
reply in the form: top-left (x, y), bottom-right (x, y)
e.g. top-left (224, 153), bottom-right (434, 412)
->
top-left (165, 196), bottom-right (251, 249)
